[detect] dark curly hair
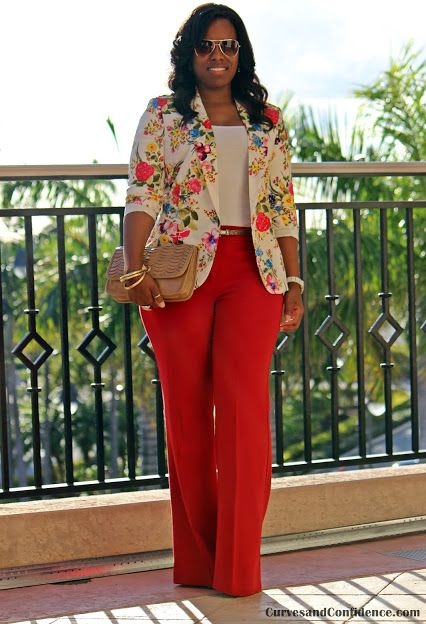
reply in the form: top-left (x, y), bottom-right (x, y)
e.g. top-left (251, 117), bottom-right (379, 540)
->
top-left (168, 3), bottom-right (273, 128)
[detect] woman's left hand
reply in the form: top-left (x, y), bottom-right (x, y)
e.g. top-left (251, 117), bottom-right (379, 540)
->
top-left (280, 284), bottom-right (304, 333)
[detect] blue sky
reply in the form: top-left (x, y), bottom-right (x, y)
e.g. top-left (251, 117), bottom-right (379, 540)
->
top-left (0, 0), bottom-right (424, 165)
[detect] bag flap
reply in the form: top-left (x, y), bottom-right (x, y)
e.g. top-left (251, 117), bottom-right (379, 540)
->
top-left (107, 244), bottom-right (198, 281)
top-left (145, 245), bottom-right (197, 279)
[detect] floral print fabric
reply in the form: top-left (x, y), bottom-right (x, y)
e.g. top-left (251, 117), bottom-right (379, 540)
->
top-left (125, 94), bottom-right (298, 293)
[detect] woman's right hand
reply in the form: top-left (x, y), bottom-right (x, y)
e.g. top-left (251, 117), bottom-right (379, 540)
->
top-left (122, 212), bottom-right (162, 309)
top-left (126, 273), bottom-right (165, 310)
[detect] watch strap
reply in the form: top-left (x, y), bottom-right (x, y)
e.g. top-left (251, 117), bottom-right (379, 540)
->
top-left (287, 276), bottom-right (304, 294)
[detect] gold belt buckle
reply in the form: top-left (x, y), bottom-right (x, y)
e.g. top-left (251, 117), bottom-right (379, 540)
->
top-left (220, 227), bottom-right (249, 236)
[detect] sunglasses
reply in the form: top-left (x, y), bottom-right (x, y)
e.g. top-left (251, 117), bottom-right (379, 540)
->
top-left (194, 39), bottom-right (240, 58)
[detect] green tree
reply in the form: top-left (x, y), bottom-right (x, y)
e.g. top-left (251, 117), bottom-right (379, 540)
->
top-left (2, 176), bottom-right (139, 487)
top-left (281, 42), bottom-right (425, 462)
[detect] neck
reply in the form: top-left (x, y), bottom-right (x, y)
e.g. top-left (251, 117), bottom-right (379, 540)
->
top-left (198, 86), bottom-right (233, 106)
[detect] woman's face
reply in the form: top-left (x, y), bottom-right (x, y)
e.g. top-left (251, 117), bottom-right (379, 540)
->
top-left (192, 18), bottom-right (239, 94)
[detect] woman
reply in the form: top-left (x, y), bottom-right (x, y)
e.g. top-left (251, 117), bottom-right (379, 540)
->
top-left (122, 3), bottom-right (304, 597)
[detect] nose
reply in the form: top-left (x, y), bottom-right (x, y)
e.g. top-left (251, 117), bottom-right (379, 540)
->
top-left (210, 42), bottom-right (225, 59)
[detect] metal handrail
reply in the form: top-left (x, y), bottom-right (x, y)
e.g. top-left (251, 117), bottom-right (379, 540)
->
top-left (1, 161), bottom-right (425, 181)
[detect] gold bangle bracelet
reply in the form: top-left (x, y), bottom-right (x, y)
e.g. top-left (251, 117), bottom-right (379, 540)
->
top-left (120, 270), bottom-right (144, 283)
top-left (119, 265), bottom-right (150, 283)
top-left (123, 271), bottom-right (148, 290)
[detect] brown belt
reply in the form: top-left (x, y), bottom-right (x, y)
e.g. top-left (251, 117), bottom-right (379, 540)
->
top-left (220, 227), bottom-right (251, 236)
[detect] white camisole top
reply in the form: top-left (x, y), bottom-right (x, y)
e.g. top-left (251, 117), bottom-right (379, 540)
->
top-left (213, 125), bottom-right (250, 227)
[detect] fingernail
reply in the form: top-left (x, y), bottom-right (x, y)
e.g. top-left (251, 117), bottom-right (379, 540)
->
top-left (159, 302), bottom-right (165, 308)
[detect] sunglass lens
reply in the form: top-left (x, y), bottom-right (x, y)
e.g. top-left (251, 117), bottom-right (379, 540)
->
top-left (195, 40), bottom-right (214, 56)
top-left (222, 39), bottom-right (239, 55)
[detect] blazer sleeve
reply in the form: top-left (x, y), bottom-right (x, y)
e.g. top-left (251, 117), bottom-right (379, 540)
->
top-left (269, 108), bottom-right (299, 240)
top-left (124, 98), bottom-right (166, 221)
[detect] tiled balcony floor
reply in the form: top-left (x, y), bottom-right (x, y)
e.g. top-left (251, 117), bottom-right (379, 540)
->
top-left (1, 532), bottom-right (426, 623)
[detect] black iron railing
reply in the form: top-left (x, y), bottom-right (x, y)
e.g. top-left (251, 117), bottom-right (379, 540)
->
top-left (0, 163), bottom-right (425, 501)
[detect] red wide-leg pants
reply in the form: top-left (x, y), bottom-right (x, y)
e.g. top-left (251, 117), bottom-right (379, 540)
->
top-left (141, 235), bottom-right (283, 596)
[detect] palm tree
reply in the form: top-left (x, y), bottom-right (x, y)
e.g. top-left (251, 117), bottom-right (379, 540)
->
top-left (281, 42), bottom-right (425, 462)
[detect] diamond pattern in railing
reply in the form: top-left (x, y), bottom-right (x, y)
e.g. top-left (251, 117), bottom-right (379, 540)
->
top-left (139, 334), bottom-right (155, 361)
top-left (77, 328), bottom-right (117, 366)
top-left (275, 333), bottom-right (294, 353)
top-left (315, 314), bottom-right (350, 352)
top-left (369, 312), bottom-right (403, 348)
top-left (12, 331), bottom-right (54, 371)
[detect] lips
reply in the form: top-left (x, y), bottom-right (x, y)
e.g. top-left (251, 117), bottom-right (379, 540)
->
top-left (207, 66), bottom-right (227, 72)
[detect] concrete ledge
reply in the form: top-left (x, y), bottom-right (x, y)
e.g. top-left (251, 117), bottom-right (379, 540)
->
top-left (0, 489), bottom-right (172, 569)
top-left (264, 464), bottom-right (426, 536)
top-left (1, 465), bottom-right (425, 570)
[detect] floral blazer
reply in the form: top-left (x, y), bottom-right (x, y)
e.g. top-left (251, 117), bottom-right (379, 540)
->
top-left (125, 93), bottom-right (299, 294)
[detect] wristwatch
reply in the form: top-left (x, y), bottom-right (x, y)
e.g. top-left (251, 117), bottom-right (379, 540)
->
top-left (287, 276), bottom-right (304, 294)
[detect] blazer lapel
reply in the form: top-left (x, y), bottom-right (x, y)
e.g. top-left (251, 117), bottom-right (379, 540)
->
top-left (190, 95), bottom-right (220, 211)
top-left (236, 101), bottom-right (270, 215)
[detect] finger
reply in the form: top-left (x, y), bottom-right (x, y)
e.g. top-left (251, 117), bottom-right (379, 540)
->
top-left (280, 318), bottom-right (296, 330)
top-left (280, 320), bottom-right (299, 333)
top-left (152, 291), bottom-right (165, 308)
top-left (280, 309), bottom-right (303, 332)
